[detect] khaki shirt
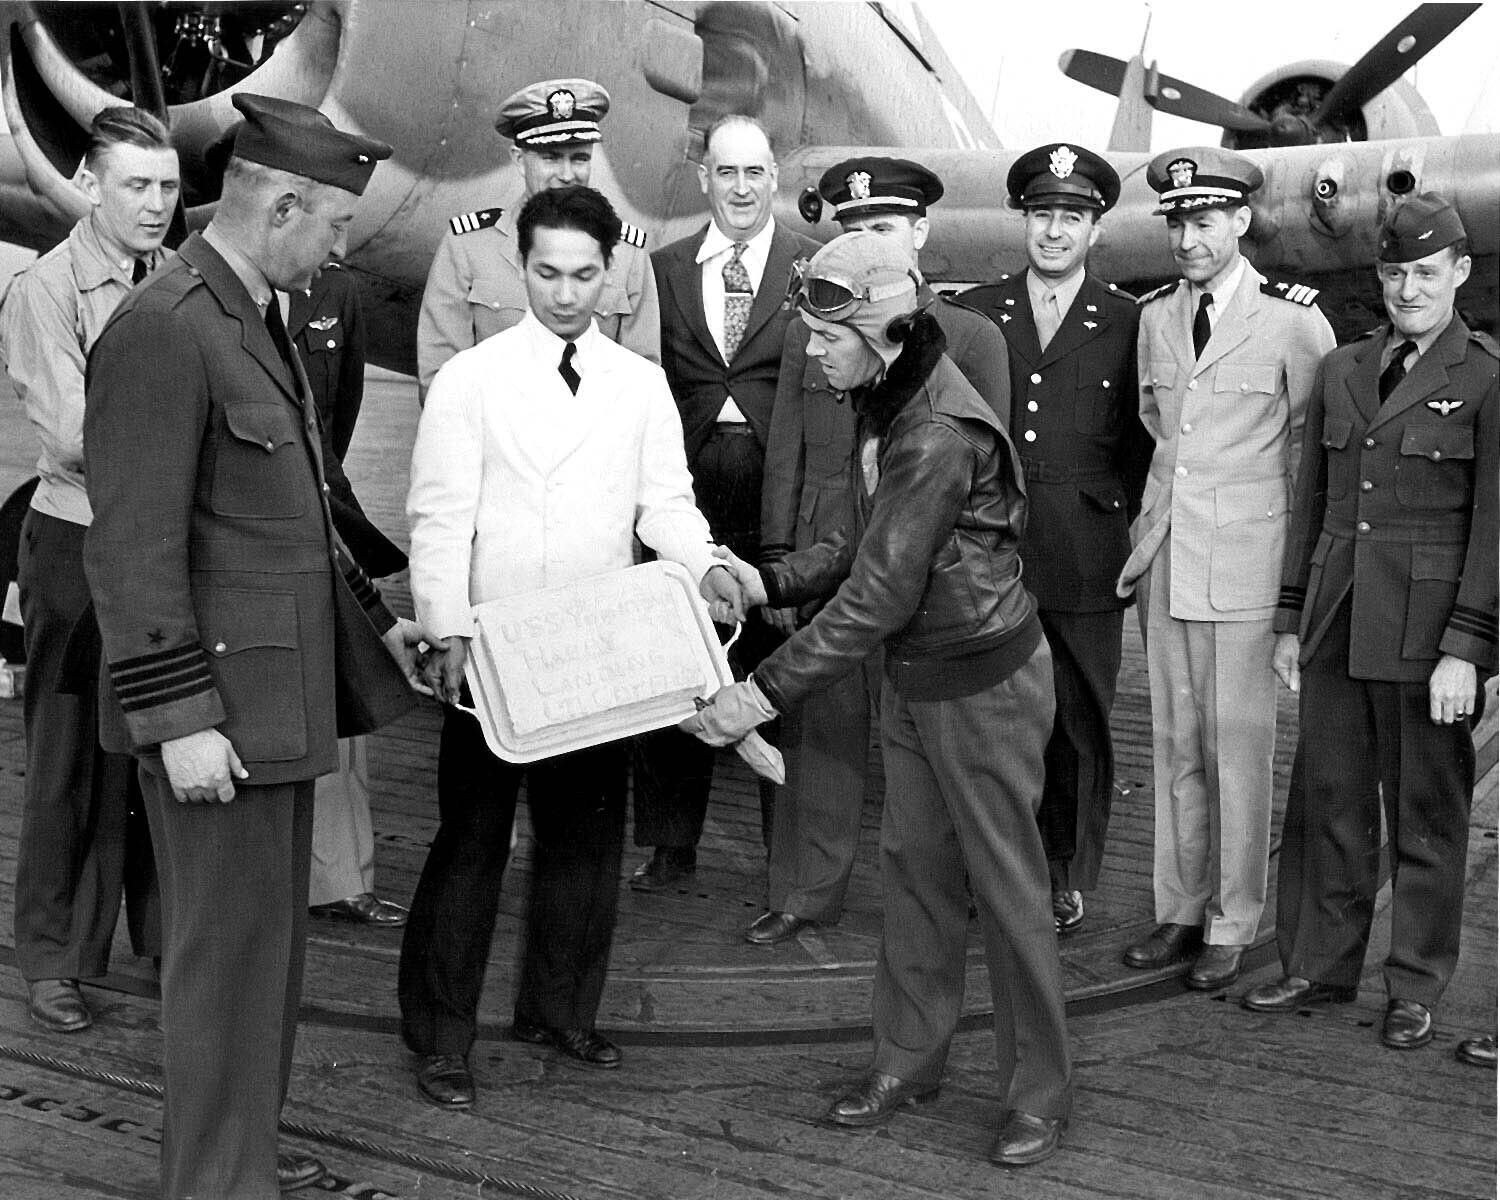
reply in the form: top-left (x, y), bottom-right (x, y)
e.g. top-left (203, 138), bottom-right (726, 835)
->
top-left (0, 217), bottom-right (165, 525)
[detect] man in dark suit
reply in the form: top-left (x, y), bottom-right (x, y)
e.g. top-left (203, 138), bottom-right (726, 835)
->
top-left (83, 95), bottom-right (420, 1198)
top-left (1244, 194), bottom-right (1496, 1052)
top-left (748, 156), bottom-right (1011, 944)
top-left (629, 115), bottom-right (819, 891)
top-left (961, 144), bottom-right (1153, 937)
top-left (286, 265), bottom-right (411, 927)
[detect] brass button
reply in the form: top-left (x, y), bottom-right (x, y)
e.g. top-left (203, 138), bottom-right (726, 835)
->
top-left (1364, 437), bottom-right (1376, 449)
top-left (1027, 401), bottom-right (1039, 412)
top-left (1357, 521), bottom-right (1371, 533)
top-left (1182, 423), bottom-right (1193, 433)
top-left (213, 640), bottom-right (226, 653)
top-left (1430, 450), bottom-right (1443, 461)
top-left (1030, 372), bottom-right (1042, 385)
top-left (1024, 430), bottom-right (1037, 442)
top-left (1102, 380), bottom-right (1111, 389)
top-left (1360, 480), bottom-right (1373, 491)
top-left (326, 339), bottom-right (337, 349)
top-left (1175, 465), bottom-right (1188, 478)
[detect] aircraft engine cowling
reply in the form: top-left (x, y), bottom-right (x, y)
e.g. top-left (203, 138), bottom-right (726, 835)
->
top-left (1222, 59), bottom-right (1441, 150)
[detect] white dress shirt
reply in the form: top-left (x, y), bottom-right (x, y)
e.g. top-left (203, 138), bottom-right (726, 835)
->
top-left (408, 312), bottom-right (716, 640)
top-left (1189, 255), bottom-right (1247, 335)
top-left (697, 219), bottom-right (776, 421)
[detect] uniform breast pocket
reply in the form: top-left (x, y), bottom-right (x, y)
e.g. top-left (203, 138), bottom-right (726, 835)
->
top-left (1074, 378), bottom-right (1121, 435)
top-left (1320, 417), bottom-right (1354, 500)
top-left (595, 280), bottom-right (632, 322)
top-left (212, 402), bottom-right (309, 519)
top-left (197, 587), bottom-right (307, 761)
top-left (1214, 362), bottom-right (1280, 415)
top-left (467, 282), bottom-right (525, 341)
top-left (1394, 423), bottom-right (1474, 509)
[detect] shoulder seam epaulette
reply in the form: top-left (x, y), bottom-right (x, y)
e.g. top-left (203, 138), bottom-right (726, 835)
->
top-left (1261, 279), bottom-right (1321, 306)
top-left (619, 221), bottom-right (647, 250)
top-left (1137, 280), bottom-right (1178, 306)
top-left (448, 207), bottom-right (503, 236)
top-left (1471, 330), bottom-right (1499, 359)
top-left (1102, 280), bottom-right (1137, 303)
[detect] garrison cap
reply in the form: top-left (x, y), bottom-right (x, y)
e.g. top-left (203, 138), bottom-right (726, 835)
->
top-left (1378, 192), bottom-right (1467, 262)
top-left (1147, 146), bottom-right (1262, 215)
top-left (819, 157), bottom-right (944, 220)
top-left (495, 78), bottom-right (610, 147)
top-left (1007, 142), bottom-right (1119, 213)
top-left (229, 94), bottom-right (391, 195)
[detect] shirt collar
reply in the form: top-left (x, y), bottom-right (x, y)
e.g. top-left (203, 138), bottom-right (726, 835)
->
top-left (1190, 255), bottom-right (1246, 311)
top-left (1385, 314), bottom-right (1451, 362)
top-left (71, 214), bottom-right (156, 291)
top-left (202, 223), bottom-right (273, 310)
top-left (696, 217), bottom-right (775, 265)
top-left (521, 308), bottom-right (604, 367)
top-left (1026, 267), bottom-right (1085, 315)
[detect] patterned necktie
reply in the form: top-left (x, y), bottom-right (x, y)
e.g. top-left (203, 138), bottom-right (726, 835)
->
top-left (1192, 292), bottom-right (1213, 360)
top-left (1379, 340), bottom-right (1417, 402)
top-left (721, 242), bottom-right (752, 362)
top-left (558, 341), bottom-right (581, 394)
top-left (1036, 289), bottom-right (1062, 351)
top-left (263, 298), bottom-right (297, 378)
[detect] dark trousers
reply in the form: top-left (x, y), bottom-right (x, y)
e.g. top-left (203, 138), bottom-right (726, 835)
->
top-left (1276, 604), bottom-right (1479, 1006)
top-left (633, 423), bottom-right (779, 851)
top-left (766, 649), bottom-right (881, 922)
top-left (141, 767), bottom-right (313, 1200)
top-left (873, 644), bottom-right (1072, 1117)
top-left (1035, 608), bottom-right (1124, 893)
top-left (399, 708), bottom-right (628, 1055)
top-left (15, 509), bottom-right (158, 980)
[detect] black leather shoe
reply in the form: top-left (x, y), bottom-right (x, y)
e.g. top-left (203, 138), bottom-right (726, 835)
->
top-left (1241, 975), bottom-right (1357, 1013)
top-left (415, 1053), bottom-right (476, 1108)
top-left (27, 979), bottom-right (91, 1033)
top-left (1052, 890), bottom-right (1084, 935)
top-left (629, 847), bottom-right (696, 893)
top-left (989, 1110), bottom-right (1066, 1166)
top-left (1186, 944), bottom-right (1244, 991)
top-left (309, 892), bottom-right (409, 927)
top-left (1382, 999), bottom-right (1433, 1050)
top-left (1123, 923), bottom-right (1202, 969)
top-left (276, 1152), bottom-right (327, 1192)
top-left (554, 1028), bottom-right (623, 1069)
top-left (823, 1072), bottom-right (939, 1128)
top-left (510, 1014), bottom-right (552, 1045)
top-left (745, 911), bottom-right (813, 945)
top-left (1456, 1035), bottom-right (1497, 1068)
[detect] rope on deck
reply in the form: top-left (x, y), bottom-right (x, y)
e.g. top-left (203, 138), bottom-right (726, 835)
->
top-left (0, 1042), bottom-right (593, 1200)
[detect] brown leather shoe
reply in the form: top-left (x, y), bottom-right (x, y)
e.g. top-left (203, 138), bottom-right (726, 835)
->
top-left (1123, 923), bottom-right (1202, 969)
top-left (1241, 975), bottom-right (1357, 1012)
top-left (1382, 999), bottom-right (1433, 1050)
top-left (1456, 1035), bottom-right (1497, 1068)
top-left (745, 911), bottom-right (813, 945)
top-left (276, 1152), bottom-right (327, 1192)
top-left (628, 847), bottom-right (696, 893)
top-left (990, 1110), bottom-right (1066, 1166)
top-left (309, 892), bottom-right (409, 927)
top-left (1052, 890), bottom-right (1084, 935)
top-left (823, 1072), bottom-right (939, 1128)
top-left (1186, 944), bottom-right (1244, 991)
top-left (27, 979), bottom-right (91, 1033)
top-left (415, 1053), bottom-right (476, 1108)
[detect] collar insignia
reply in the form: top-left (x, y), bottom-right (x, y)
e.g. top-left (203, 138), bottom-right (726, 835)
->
top-left (1085, 304), bottom-right (1098, 312)
top-left (1048, 145), bottom-right (1078, 179)
top-left (308, 315), bottom-right (339, 331)
top-left (1083, 320), bottom-right (1098, 330)
top-left (547, 89), bottom-right (575, 120)
top-left (1167, 158), bottom-right (1196, 189)
top-left (999, 313), bottom-right (1012, 323)
top-left (1427, 398), bottom-right (1464, 416)
top-left (847, 170), bottom-right (872, 200)
top-left (1417, 229), bottom-right (1434, 240)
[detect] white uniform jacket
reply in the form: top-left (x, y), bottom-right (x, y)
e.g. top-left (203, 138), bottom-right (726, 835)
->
top-left (1117, 264), bottom-right (1335, 620)
top-left (408, 312), bottom-right (715, 640)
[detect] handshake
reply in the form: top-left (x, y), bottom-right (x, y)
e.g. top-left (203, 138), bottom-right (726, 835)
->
top-left (696, 544), bottom-right (768, 626)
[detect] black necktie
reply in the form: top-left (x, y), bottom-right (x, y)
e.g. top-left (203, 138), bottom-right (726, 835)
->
top-left (559, 341), bottom-right (580, 394)
top-left (1379, 340), bottom-right (1417, 402)
top-left (1192, 293), bottom-right (1213, 360)
top-left (263, 298), bottom-right (297, 378)
top-left (131, 257), bottom-right (148, 284)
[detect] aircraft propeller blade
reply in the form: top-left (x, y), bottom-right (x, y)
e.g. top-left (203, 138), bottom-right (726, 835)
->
top-left (115, 2), bottom-right (168, 121)
top-left (1059, 48), bottom-right (1270, 134)
top-left (1309, 3), bottom-right (1479, 129)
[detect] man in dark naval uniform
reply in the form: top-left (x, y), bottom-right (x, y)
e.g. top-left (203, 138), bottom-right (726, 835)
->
top-left (83, 95), bottom-right (420, 1198)
top-left (748, 156), bottom-right (1011, 945)
top-left (961, 143), bottom-right (1153, 936)
top-left (1244, 194), bottom-right (1496, 1053)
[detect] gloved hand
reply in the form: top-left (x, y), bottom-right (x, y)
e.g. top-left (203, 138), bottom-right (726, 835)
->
top-left (678, 677), bottom-right (777, 747)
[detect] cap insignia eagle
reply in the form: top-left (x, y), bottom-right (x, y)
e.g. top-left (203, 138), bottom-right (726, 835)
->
top-left (547, 89), bottom-right (575, 120)
top-left (1167, 158), bottom-right (1196, 189)
top-left (1048, 145), bottom-right (1077, 179)
top-left (847, 170), bottom-right (872, 200)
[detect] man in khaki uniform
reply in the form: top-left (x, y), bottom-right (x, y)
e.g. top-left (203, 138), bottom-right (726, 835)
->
top-left (416, 77), bottom-right (658, 396)
top-left (1116, 147), bottom-right (1334, 992)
